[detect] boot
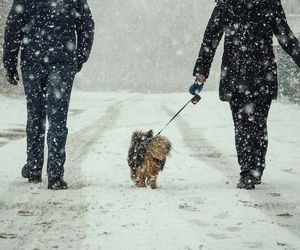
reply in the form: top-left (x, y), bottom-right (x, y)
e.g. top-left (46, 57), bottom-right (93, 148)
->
top-left (48, 178), bottom-right (68, 190)
top-left (253, 176), bottom-right (262, 185)
top-left (251, 169), bottom-right (264, 185)
top-left (22, 164), bottom-right (42, 183)
top-left (237, 176), bottom-right (255, 190)
top-left (21, 164), bottom-right (30, 178)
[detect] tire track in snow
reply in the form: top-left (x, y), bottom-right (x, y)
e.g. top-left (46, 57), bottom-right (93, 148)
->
top-left (0, 100), bottom-right (122, 250)
top-left (80, 95), bottom-right (215, 250)
top-left (162, 102), bottom-right (300, 241)
top-left (67, 101), bottom-right (121, 188)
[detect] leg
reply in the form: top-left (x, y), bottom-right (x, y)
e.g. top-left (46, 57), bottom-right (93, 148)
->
top-left (230, 96), bottom-right (258, 189)
top-left (230, 97), bottom-right (257, 177)
top-left (46, 64), bottom-right (76, 179)
top-left (135, 166), bottom-right (146, 188)
top-left (252, 97), bottom-right (272, 179)
top-left (146, 161), bottom-right (160, 189)
top-left (130, 169), bottom-right (137, 184)
top-left (21, 66), bottom-right (47, 177)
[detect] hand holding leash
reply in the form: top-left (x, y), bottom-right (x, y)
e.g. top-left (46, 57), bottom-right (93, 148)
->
top-left (189, 76), bottom-right (205, 96)
top-left (155, 78), bottom-right (203, 137)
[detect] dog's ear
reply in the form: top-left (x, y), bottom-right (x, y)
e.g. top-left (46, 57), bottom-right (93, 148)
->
top-left (147, 130), bottom-right (153, 138)
top-left (131, 131), bottom-right (139, 141)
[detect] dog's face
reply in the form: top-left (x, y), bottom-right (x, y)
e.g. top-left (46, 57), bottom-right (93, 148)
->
top-left (131, 130), bottom-right (153, 145)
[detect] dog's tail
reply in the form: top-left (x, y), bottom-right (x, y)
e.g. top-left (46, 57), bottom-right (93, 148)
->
top-left (148, 136), bottom-right (172, 161)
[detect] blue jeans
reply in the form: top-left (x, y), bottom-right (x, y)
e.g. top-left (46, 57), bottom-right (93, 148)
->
top-left (21, 64), bottom-right (76, 179)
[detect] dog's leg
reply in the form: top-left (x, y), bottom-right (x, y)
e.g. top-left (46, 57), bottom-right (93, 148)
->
top-left (147, 175), bottom-right (157, 189)
top-left (147, 163), bottom-right (160, 189)
top-left (130, 169), bottom-right (137, 185)
top-left (136, 167), bottom-right (146, 188)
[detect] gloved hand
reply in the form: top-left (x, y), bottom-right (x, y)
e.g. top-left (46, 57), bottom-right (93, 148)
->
top-left (6, 70), bottom-right (20, 86)
top-left (189, 78), bottom-right (204, 95)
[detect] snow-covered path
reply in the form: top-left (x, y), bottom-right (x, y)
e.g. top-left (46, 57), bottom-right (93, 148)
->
top-left (0, 91), bottom-right (300, 250)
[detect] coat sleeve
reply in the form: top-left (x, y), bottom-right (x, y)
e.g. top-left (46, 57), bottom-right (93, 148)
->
top-left (193, 4), bottom-right (224, 78)
top-left (272, 0), bottom-right (300, 68)
top-left (3, 0), bottom-right (27, 72)
top-left (75, 0), bottom-right (95, 65)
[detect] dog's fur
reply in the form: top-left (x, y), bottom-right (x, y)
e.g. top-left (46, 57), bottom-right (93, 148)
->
top-left (128, 130), bottom-right (171, 189)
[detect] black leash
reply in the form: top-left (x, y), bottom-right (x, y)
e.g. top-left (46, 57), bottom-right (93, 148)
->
top-left (155, 95), bottom-right (201, 137)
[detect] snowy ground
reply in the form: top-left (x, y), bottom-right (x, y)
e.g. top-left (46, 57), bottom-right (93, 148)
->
top-left (0, 90), bottom-right (300, 250)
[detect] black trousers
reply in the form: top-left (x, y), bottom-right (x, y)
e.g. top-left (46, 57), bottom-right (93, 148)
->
top-left (22, 64), bottom-right (76, 179)
top-left (229, 95), bottom-right (272, 177)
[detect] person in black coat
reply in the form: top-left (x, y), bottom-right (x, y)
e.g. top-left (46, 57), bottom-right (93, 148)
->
top-left (193, 0), bottom-right (300, 189)
top-left (3, 0), bottom-right (94, 189)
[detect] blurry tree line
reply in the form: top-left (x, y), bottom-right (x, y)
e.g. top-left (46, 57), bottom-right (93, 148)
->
top-left (276, 0), bottom-right (300, 103)
top-left (0, 0), bottom-right (9, 92)
top-left (276, 38), bottom-right (300, 104)
top-left (0, 0), bottom-right (22, 95)
top-left (83, 0), bottom-right (218, 93)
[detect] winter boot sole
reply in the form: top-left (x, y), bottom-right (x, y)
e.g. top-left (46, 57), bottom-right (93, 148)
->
top-left (48, 179), bottom-right (68, 190)
top-left (237, 179), bottom-right (255, 190)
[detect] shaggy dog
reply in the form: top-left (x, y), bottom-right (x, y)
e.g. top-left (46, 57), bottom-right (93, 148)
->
top-left (128, 130), bottom-right (171, 189)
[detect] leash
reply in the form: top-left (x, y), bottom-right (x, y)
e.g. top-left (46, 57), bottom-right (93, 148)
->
top-left (155, 94), bottom-right (201, 137)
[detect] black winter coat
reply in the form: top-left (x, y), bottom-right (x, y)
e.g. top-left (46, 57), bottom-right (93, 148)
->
top-left (193, 0), bottom-right (300, 102)
top-left (3, 0), bottom-right (94, 72)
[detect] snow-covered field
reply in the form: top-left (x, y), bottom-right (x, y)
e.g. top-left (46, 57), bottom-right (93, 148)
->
top-left (0, 90), bottom-right (300, 250)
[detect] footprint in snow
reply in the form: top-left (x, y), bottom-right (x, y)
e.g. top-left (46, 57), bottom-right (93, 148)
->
top-left (244, 241), bottom-right (264, 249)
top-left (206, 233), bottom-right (230, 240)
top-left (267, 192), bottom-right (281, 197)
top-left (226, 226), bottom-right (241, 232)
top-left (281, 168), bottom-right (296, 174)
top-left (276, 213), bottom-right (293, 218)
top-left (213, 211), bottom-right (229, 219)
top-left (178, 203), bottom-right (200, 212)
top-left (0, 233), bottom-right (17, 239)
top-left (17, 210), bottom-right (34, 216)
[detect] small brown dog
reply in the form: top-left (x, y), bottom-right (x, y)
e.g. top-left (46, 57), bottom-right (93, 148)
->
top-left (127, 130), bottom-right (171, 189)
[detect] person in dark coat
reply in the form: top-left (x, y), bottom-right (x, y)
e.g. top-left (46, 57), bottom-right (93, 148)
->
top-left (193, 0), bottom-right (300, 189)
top-left (3, 0), bottom-right (94, 189)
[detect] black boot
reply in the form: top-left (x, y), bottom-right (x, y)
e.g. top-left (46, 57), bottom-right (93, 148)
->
top-left (48, 178), bottom-right (68, 190)
top-left (251, 169), bottom-right (264, 185)
top-left (21, 164), bottom-right (30, 178)
top-left (253, 176), bottom-right (262, 185)
top-left (237, 176), bottom-right (255, 190)
top-left (21, 164), bottom-right (42, 183)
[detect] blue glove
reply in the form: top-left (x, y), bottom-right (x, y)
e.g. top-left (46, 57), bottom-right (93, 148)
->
top-left (189, 80), bottom-right (204, 95)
